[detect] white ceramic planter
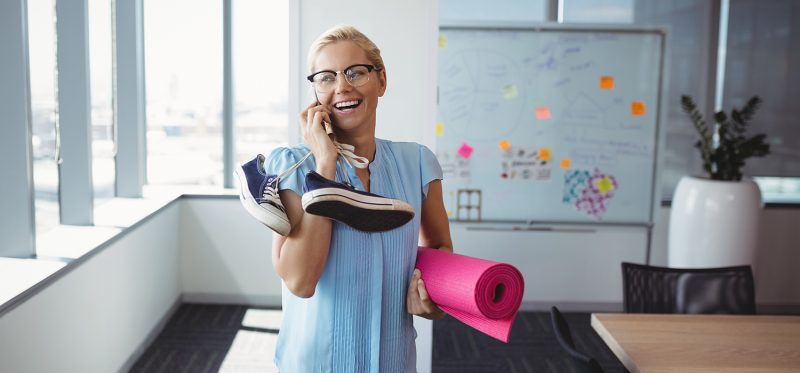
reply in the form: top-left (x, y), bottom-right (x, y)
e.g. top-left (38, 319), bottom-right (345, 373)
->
top-left (668, 176), bottom-right (762, 271)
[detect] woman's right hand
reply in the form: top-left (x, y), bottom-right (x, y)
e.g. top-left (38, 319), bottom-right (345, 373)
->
top-left (299, 101), bottom-right (338, 173)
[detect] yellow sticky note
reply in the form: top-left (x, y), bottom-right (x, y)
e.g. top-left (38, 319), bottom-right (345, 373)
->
top-left (538, 147), bottom-right (552, 161)
top-left (535, 106), bottom-right (551, 120)
top-left (436, 122), bottom-right (443, 137)
top-left (560, 158), bottom-right (571, 169)
top-left (499, 140), bottom-right (511, 151)
top-left (600, 76), bottom-right (615, 90)
top-left (438, 34), bottom-right (448, 49)
top-left (631, 101), bottom-right (646, 116)
top-left (596, 176), bottom-right (616, 194)
top-left (503, 84), bottom-right (518, 99)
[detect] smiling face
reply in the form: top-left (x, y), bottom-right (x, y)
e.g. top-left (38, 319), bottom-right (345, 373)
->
top-left (311, 41), bottom-right (387, 135)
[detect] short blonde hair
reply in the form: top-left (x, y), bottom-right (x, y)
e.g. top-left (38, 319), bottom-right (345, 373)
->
top-left (307, 25), bottom-right (385, 73)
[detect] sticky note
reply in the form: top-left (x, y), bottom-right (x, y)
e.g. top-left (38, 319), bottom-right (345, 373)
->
top-left (457, 143), bottom-right (474, 159)
top-left (600, 76), bottom-right (615, 90)
top-left (560, 158), bottom-right (571, 169)
top-left (596, 176), bottom-right (615, 194)
top-left (503, 85), bottom-right (518, 99)
top-left (535, 106), bottom-right (551, 120)
top-left (538, 147), bottom-right (552, 161)
top-left (438, 34), bottom-right (448, 49)
top-left (631, 101), bottom-right (646, 116)
top-left (436, 122), bottom-right (443, 137)
top-left (499, 140), bottom-right (511, 151)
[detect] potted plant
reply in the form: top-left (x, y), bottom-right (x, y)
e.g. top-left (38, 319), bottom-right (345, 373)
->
top-left (668, 95), bottom-right (770, 271)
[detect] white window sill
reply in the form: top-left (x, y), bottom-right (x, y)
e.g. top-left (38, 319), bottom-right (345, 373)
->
top-left (0, 185), bottom-right (237, 316)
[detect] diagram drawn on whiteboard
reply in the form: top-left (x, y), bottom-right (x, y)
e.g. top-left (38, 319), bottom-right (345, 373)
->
top-left (562, 169), bottom-right (619, 219)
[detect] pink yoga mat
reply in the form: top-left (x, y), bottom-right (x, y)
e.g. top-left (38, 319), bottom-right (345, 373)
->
top-left (415, 247), bottom-right (524, 342)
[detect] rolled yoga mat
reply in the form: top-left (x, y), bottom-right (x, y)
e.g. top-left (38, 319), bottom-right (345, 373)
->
top-left (415, 247), bottom-right (525, 342)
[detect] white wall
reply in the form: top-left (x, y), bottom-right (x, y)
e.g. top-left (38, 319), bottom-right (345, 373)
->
top-left (0, 203), bottom-right (181, 373)
top-left (183, 198), bottom-right (800, 311)
top-left (180, 198), bottom-right (282, 305)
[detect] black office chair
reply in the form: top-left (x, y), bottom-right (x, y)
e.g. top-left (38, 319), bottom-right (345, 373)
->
top-left (550, 306), bottom-right (605, 373)
top-left (621, 262), bottom-right (756, 314)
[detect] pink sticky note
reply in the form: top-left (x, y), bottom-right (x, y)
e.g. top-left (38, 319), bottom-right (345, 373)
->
top-left (536, 106), bottom-right (551, 120)
top-left (457, 143), bottom-right (474, 159)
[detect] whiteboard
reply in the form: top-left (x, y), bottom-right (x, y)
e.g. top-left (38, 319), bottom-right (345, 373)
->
top-left (437, 25), bottom-right (664, 225)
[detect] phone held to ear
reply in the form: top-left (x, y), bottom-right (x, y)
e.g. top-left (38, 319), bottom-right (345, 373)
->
top-left (309, 87), bottom-right (335, 135)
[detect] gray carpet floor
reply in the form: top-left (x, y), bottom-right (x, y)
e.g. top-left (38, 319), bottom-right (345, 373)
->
top-left (128, 303), bottom-right (626, 372)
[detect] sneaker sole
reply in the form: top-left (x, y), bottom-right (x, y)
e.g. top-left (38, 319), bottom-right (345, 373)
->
top-left (234, 167), bottom-right (291, 236)
top-left (301, 188), bottom-right (414, 232)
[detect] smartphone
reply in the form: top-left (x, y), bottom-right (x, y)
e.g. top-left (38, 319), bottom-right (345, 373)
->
top-left (308, 87), bottom-right (334, 135)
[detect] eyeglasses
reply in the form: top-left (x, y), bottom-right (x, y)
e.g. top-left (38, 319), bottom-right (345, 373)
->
top-left (307, 64), bottom-right (379, 93)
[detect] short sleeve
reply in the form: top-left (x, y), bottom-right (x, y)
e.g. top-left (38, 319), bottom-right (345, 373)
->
top-left (419, 144), bottom-right (443, 200)
top-left (263, 146), bottom-right (310, 198)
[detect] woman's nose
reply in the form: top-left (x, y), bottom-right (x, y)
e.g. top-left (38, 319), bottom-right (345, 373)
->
top-left (334, 73), bottom-right (352, 93)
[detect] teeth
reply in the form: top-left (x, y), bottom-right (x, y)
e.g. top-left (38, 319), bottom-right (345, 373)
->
top-left (335, 100), bottom-right (359, 109)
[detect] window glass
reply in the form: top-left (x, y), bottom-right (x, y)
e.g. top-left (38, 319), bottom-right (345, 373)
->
top-left (28, 0), bottom-right (60, 233)
top-left (233, 0), bottom-right (290, 166)
top-left (562, 0), bottom-right (634, 23)
top-left (723, 0), bottom-right (800, 183)
top-left (144, 0), bottom-right (223, 185)
top-left (90, 0), bottom-right (115, 205)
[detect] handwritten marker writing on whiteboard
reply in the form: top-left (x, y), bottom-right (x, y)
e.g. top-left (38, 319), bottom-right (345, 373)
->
top-left (436, 122), bottom-right (444, 137)
top-left (535, 106), bottom-right (551, 120)
top-left (631, 101), bottom-right (646, 116)
top-left (499, 140), bottom-right (511, 151)
top-left (457, 143), bottom-right (474, 159)
top-left (600, 76), bottom-right (615, 90)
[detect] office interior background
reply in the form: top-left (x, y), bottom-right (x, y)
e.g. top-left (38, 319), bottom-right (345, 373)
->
top-left (1, 0), bottom-right (798, 372)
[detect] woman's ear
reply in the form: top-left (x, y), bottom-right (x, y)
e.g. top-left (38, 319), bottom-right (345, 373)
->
top-left (377, 69), bottom-right (387, 97)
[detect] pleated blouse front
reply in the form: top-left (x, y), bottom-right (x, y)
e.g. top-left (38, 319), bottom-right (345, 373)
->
top-left (264, 138), bottom-right (443, 373)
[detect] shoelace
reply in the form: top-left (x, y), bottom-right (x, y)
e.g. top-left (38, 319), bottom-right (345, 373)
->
top-left (272, 140), bottom-right (370, 189)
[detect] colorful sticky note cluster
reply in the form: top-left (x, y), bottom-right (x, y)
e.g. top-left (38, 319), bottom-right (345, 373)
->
top-left (438, 34), bottom-right (448, 49)
top-left (503, 85), bottom-right (518, 99)
top-left (436, 122), bottom-right (444, 137)
top-left (535, 106), bottom-right (551, 121)
top-left (499, 140), bottom-right (511, 151)
top-left (631, 101), bottom-right (646, 116)
top-left (600, 76), bottom-right (615, 90)
top-left (457, 143), bottom-right (474, 159)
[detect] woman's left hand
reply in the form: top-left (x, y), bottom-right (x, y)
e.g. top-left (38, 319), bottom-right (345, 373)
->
top-left (406, 269), bottom-right (446, 320)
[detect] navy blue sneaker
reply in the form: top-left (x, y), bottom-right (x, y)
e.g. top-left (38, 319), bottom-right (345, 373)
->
top-left (301, 170), bottom-right (415, 232)
top-left (234, 154), bottom-right (291, 236)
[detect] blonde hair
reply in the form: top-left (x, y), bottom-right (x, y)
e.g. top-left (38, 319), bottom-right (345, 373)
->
top-left (307, 25), bottom-right (385, 73)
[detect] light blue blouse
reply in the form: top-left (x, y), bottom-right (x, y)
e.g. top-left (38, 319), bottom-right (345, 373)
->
top-left (264, 138), bottom-right (443, 373)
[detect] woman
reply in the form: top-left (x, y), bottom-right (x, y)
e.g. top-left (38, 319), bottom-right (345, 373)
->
top-left (264, 25), bottom-right (453, 372)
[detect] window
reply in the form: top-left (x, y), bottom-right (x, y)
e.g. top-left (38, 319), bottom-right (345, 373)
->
top-left (28, 0), bottom-right (60, 234)
top-left (90, 0), bottom-right (115, 206)
top-left (144, 0), bottom-right (223, 185)
top-left (723, 0), bottom-right (800, 181)
top-left (233, 0), bottom-right (290, 166)
top-left (562, 0), bottom-right (634, 23)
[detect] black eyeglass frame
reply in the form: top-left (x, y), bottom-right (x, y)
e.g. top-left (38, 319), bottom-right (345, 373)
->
top-left (306, 64), bottom-right (380, 86)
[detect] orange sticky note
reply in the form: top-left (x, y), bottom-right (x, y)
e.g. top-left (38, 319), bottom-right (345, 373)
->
top-left (560, 159), bottom-right (571, 169)
top-left (538, 147), bottom-right (552, 161)
top-left (499, 140), bottom-right (511, 151)
top-left (535, 106), bottom-right (551, 120)
top-left (436, 122), bottom-right (443, 137)
top-left (600, 76), bottom-right (615, 90)
top-left (631, 101), bottom-right (646, 116)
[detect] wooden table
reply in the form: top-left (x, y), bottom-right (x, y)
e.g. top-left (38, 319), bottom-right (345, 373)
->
top-left (591, 313), bottom-right (800, 373)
